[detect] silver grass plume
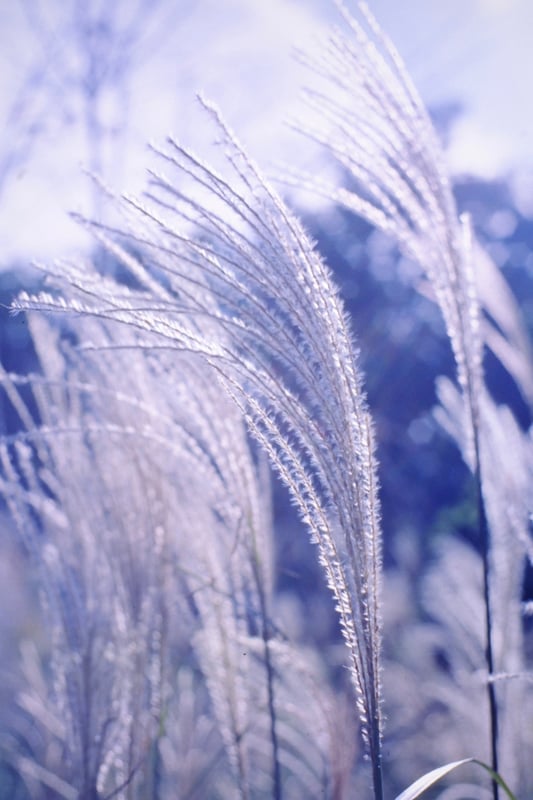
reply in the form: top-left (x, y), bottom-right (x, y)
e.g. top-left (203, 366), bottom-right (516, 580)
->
top-left (156, 667), bottom-right (224, 800)
top-left (17, 102), bottom-right (384, 796)
top-left (0, 317), bottom-right (170, 799)
top-left (73, 325), bottom-right (266, 797)
top-left (291, 0), bottom-right (483, 437)
top-left (435, 379), bottom-right (533, 792)
top-left (289, 3), bottom-right (529, 792)
top-left (99, 341), bottom-right (359, 799)
top-left (8, 290), bottom-right (358, 797)
top-left (0, 314), bottom-right (261, 798)
top-left (163, 354), bottom-right (274, 800)
top-left (382, 539), bottom-right (490, 792)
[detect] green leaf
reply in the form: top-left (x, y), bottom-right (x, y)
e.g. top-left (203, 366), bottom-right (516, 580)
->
top-left (394, 757), bottom-right (518, 800)
top-left (394, 759), bottom-right (474, 800)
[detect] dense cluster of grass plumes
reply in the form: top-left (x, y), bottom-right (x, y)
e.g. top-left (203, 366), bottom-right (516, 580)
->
top-left (1, 3), bottom-right (532, 799)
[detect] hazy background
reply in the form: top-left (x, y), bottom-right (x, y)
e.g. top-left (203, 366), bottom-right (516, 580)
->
top-left (0, 0), bottom-right (532, 265)
top-left (0, 4), bottom-right (532, 795)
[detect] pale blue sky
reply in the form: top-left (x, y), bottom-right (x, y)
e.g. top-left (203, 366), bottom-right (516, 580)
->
top-left (0, 0), bottom-right (531, 264)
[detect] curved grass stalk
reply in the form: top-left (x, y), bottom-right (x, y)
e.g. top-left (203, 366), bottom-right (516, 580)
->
top-left (290, 4), bottom-right (508, 794)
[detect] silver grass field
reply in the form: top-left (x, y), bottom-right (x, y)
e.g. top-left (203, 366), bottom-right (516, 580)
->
top-left (1, 4), bottom-right (532, 799)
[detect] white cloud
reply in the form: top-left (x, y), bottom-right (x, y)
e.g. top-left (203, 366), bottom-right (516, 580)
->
top-left (1, 0), bottom-right (533, 264)
top-left (447, 115), bottom-right (521, 179)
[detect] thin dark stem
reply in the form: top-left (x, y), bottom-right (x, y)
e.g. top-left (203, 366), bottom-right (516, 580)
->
top-left (263, 624), bottom-right (282, 800)
top-left (372, 735), bottom-right (384, 800)
top-left (250, 549), bottom-right (282, 800)
top-left (473, 427), bottom-right (499, 800)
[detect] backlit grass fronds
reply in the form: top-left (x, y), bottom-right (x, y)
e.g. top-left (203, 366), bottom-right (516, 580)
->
top-left (290, 5), bottom-right (533, 792)
top-left (292, 1), bottom-right (482, 425)
top-left (435, 378), bottom-right (533, 792)
top-left (0, 320), bottom-right (169, 799)
top-left (3, 305), bottom-right (361, 797)
top-left (17, 102), bottom-right (384, 796)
